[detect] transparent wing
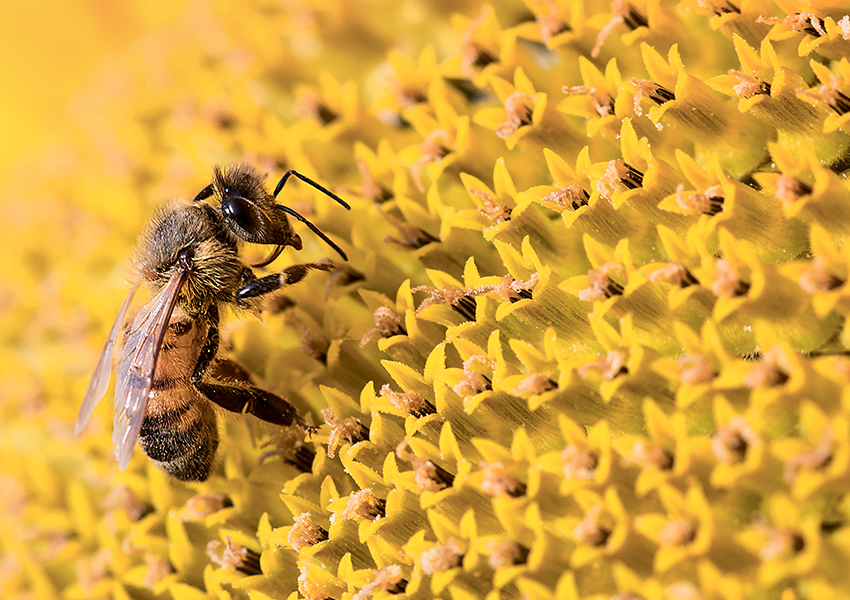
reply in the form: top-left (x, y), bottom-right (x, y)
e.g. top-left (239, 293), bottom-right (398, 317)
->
top-left (113, 270), bottom-right (187, 470)
top-left (75, 282), bottom-right (140, 436)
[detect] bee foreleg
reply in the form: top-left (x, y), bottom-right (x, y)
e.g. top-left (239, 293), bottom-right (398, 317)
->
top-left (236, 262), bottom-right (335, 299)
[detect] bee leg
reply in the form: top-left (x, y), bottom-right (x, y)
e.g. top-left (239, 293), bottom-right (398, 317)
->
top-left (193, 305), bottom-right (315, 434)
top-left (198, 380), bottom-right (315, 433)
top-left (209, 357), bottom-right (255, 384)
top-left (238, 266), bottom-right (258, 288)
top-left (236, 262), bottom-right (335, 299)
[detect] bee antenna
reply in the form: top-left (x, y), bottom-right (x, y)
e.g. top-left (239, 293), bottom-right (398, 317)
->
top-left (272, 169), bottom-right (352, 211)
top-left (276, 205), bottom-right (348, 261)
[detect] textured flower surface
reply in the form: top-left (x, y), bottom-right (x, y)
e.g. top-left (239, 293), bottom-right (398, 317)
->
top-left (4, 0), bottom-right (850, 598)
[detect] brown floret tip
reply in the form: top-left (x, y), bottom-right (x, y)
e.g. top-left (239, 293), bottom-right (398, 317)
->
top-left (320, 259), bottom-right (365, 298)
top-left (598, 160), bottom-right (644, 198)
top-left (579, 263), bottom-right (625, 301)
top-left (258, 429), bottom-right (316, 472)
top-left (631, 440), bottom-right (675, 470)
top-left (798, 258), bottom-right (845, 293)
top-left (453, 355), bottom-right (495, 396)
top-left (659, 519), bottom-right (696, 547)
top-left (299, 325), bottom-right (330, 364)
top-left (496, 92), bottom-right (534, 139)
top-left (513, 373), bottom-right (556, 395)
top-left (648, 263), bottom-right (698, 288)
top-left (420, 538), bottom-right (465, 574)
top-left (342, 489), bottom-right (386, 521)
top-left (542, 184), bottom-right (590, 211)
top-left (562, 446), bottom-right (599, 480)
top-left (631, 79), bottom-right (676, 114)
top-left (536, 3), bottom-right (570, 42)
top-left (480, 462), bottom-right (527, 497)
top-left (578, 350), bottom-right (628, 380)
top-left (472, 189), bottom-right (512, 223)
top-left (758, 525), bottom-right (806, 560)
top-left (101, 485), bottom-right (150, 522)
top-left (396, 438), bottom-right (455, 491)
top-left (775, 174), bottom-right (813, 203)
top-left (712, 259), bottom-right (750, 297)
top-left (323, 408), bottom-right (369, 458)
top-left (207, 536), bottom-right (262, 575)
top-left (743, 348), bottom-right (791, 388)
top-left (712, 417), bottom-right (758, 464)
top-left (485, 539), bottom-right (529, 569)
top-left (675, 184), bottom-right (725, 216)
top-left (572, 505), bottom-right (612, 546)
top-left (729, 70), bottom-right (771, 98)
top-left (76, 548), bottom-right (111, 593)
top-left (352, 565), bottom-right (406, 600)
top-left (461, 9), bottom-right (497, 75)
top-left (784, 426), bottom-right (834, 483)
top-left (355, 156), bottom-right (393, 202)
top-left (143, 554), bottom-right (173, 589)
top-left (295, 89), bottom-right (338, 125)
top-left (466, 274), bottom-right (538, 304)
top-left (411, 129), bottom-right (452, 192)
top-left (757, 12), bottom-right (827, 37)
top-left (593, 1), bottom-right (647, 57)
top-left (289, 513), bottom-right (329, 551)
top-left (563, 84), bottom-right (616, 117)
top-left (183, 493), bottom-right (230, 521)
top-left (360, 306), bottom-right (406, 347)
top-left (678, 354), bottom-right (717, 385)
top-left (697, 0), bottom-right (740, 15)
top-left (413, 285), bottom-right (471, 315)
top-left (380, 383), bottom-right (435, 417)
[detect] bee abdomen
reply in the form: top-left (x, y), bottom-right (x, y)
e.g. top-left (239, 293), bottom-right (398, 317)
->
top-left (139, 393), bottom-right (219, 481)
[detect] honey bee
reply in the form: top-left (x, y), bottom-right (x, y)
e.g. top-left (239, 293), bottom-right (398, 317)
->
top-left (75, 163), bottom-right (350, 481)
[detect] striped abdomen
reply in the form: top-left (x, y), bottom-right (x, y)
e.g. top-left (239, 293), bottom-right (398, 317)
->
top-left (138, 312), bottom-right (219, 481)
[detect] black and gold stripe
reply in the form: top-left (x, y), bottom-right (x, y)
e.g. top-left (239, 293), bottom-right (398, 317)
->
top-left (139, 393), bottom-right (218, 481)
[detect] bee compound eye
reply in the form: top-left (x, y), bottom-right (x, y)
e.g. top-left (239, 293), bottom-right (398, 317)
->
top-left (222, 196), bottom-right (259, 232)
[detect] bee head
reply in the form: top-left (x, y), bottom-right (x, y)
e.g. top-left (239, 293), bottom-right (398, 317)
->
top-left (132, 203), bottom-right (244, 311)
top-left (210, 163), bottom-right (302, 251)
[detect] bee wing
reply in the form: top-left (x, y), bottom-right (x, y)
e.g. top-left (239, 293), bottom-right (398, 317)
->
top-left (113, 269), bottom-right (188, 470)
top-left (75, 282), bottom-right (141, 436)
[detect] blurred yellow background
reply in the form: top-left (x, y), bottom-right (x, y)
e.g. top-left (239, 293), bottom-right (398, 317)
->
top-left (0, 1), bottom-right (188, 177)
